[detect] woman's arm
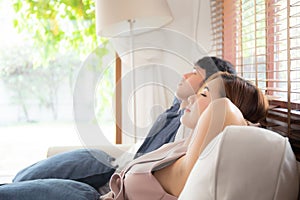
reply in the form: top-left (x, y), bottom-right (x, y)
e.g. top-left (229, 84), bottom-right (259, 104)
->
top-left (181, 98), bottom-right (247, 177)
top-left (153, 98), bottom-right (246, 196)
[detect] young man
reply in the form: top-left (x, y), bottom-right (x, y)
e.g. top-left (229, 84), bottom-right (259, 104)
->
top-left (134, 56), bottom-right (236, 158)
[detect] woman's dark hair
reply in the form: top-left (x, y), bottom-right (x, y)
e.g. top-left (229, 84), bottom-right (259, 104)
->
top-left (210, 72), bottom-right (269, 123)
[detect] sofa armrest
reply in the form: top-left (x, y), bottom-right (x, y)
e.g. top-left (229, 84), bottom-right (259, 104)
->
top-left (47, 144), bottom-right (133, 158)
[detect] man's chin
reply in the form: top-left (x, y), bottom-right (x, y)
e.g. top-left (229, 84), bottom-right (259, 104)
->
top-left (175, 92), bottom-right (193, 101)
top-left (175, 93), bottom-right (183, 101)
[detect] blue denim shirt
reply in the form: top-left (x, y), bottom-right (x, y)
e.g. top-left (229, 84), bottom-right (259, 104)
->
top-left (134, 98), bottom-right (184, 159)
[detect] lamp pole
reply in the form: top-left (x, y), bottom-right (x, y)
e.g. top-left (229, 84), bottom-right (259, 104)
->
top-left (129, 19), bottom-right (137, 143)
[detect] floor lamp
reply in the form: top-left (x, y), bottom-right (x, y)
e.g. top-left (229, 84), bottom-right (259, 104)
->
top-left (95, 0), bottom-right (173, 143)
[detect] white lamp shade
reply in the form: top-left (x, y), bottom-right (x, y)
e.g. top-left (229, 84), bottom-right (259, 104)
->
top-left (95, 0), bottom-right (173, 37)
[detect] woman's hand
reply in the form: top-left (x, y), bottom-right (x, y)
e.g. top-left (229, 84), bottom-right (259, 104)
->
top-left (209, 98), bottom-right (246, 128)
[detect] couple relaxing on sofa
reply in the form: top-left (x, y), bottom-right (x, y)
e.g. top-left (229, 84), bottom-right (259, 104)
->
top-left (1, 57), bottom-right (298, 200)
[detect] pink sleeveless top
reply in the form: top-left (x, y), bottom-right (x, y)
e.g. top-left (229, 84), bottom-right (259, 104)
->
top-left (101, 140), bottom-right (187, 200)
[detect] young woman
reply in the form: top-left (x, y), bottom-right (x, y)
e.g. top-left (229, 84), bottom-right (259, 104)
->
top-left (101, 72), bottom-right (268, 200)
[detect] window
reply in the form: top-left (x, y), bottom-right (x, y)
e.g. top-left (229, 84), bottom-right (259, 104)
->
top-left (0, 1), bottom-right (116, 182)
top-left (212, 0), bottom-right (300, 159)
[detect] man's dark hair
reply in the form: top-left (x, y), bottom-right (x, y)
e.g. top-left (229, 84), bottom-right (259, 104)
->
top-left (195, 56), bottom-right (236, 80)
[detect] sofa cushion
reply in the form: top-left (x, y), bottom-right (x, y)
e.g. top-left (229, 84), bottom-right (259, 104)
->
top-left (179, 126), bottom-right (299, 200)
top-left (0, 179), bottom-right (100, 200)
top-left (13, 149), bottom-right (116, 190)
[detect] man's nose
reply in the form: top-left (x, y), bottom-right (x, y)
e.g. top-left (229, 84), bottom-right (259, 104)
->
top-left (183, 72), bottom-right (192, 79)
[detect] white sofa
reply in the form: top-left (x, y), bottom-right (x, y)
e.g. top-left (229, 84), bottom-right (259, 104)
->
top-left (47, 126), bottom-right (299, 199)
top-left (47, 144), bottom-right (133, 159)
top-left (179, 126), bottom-right (299, 200)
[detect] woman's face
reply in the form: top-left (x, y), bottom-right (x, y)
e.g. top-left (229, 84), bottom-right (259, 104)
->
top-left (181, 77), bottom-right (225, 129)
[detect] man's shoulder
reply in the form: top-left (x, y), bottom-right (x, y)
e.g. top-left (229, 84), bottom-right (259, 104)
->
top-left (172, 97), bottom-right (181, 105)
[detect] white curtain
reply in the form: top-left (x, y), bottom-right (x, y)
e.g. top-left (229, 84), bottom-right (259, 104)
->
top-left (111, 0), bottom-right (213, 143)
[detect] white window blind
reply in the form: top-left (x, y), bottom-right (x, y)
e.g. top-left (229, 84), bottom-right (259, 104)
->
top-left (212, 0), bottom-right (300, 159)
top-left (211, 0), bottom-right (223, 57)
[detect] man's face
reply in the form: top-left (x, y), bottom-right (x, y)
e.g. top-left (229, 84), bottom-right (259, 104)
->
top-left (175, 66), bottom-right (206, 101)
